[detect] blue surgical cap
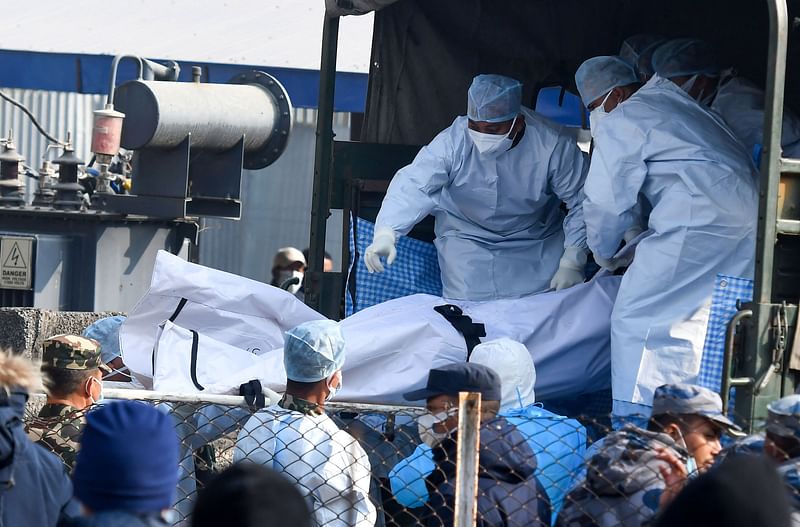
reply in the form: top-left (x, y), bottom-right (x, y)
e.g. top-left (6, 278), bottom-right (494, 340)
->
top-left (575, 56), bottom-right (639, 107)
top-left (284, 320), bottom-right (345, 383)
top-left (620, 34), bottom-right (665, 65)
top-left (82, 315), bottom-right (126, 364)
top-left (619, 34), bottom-right (666, 80)
top-left (467, 74), bottom-right (522, 123)
top-left (652, 38), bottom-right (720, 79)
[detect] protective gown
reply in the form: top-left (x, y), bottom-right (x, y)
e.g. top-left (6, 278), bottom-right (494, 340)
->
top-left (375, 107), bottom-right (588, 301)
top-left (235, 408), bottom-right (377, 527)
top-left (712, 74), bottom-right (800, 159)
top-left (584, 75), bottom-right (758, 408)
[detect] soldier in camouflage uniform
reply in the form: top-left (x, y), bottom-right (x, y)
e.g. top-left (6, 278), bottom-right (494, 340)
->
top-left (764, 395), bottom-right (800, 524)
top-left (557, 383), bottom-right (741, 527)
top-left (26, 334), bottom-right (109, 472)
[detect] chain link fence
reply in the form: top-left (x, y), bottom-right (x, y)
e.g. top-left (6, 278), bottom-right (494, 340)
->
top-left (22, 389), bottom-right (800, 527)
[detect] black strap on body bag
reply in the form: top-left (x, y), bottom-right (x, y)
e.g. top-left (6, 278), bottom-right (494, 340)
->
top-left (433, 304), bottom-right (486, 359)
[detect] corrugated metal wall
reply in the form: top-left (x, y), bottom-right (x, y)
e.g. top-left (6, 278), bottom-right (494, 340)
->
top-left (0, 89), bottom-right (105, 199)
top-left (0, 88), bottom-right (351, 283)
top-left (199, 108), bottom-right (351, 282)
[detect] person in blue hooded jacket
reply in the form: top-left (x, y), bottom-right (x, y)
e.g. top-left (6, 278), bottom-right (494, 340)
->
top-left (390, 338), bottom-right (585, 522)
top-left (0, 351), bottom-right (78, 527)
top-left (402, 362), bottom-right (552, 526)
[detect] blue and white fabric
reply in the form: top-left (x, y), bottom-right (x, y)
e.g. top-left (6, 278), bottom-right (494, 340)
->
top-left (699, 274), bottom-right (754, 392)
top-left (346, 217), bottom-right (441, 316)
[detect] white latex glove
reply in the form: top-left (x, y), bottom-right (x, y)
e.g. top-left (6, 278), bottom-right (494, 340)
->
top-left (623, 226), bottom-right (644, 244)
top-left (549, 246), bottom-right (587, 290)
top-left (364, 227), bottom-right (397, 273)
top-left (593, 253), bottom-right (630, 272)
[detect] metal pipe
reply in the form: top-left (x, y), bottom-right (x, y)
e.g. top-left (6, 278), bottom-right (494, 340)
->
top-left (755, 0), bottom-right (789, 305)
top-left (307, 14), bottom-right (341, 313)
top-left (107, 55), bottom-right (144, 105)
top-left (721, 308), bottom-right (754, 414)
top-left (454, 392), bottom-right (481, 527)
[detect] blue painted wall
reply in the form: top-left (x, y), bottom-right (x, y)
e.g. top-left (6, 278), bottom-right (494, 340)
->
top-left (0, 50), bottom-right (368, 113)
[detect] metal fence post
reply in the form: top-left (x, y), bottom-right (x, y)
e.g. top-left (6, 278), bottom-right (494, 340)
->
top-left (454, 391), bottom-right (481, 527)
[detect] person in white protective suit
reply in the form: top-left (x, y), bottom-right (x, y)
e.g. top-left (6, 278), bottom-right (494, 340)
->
top-left (652, 38), bottom-right (800, 160)
top-left (389, 338), bottom-right (586, 521)
top-left (619, 34), bottom-right (666, 82)
top-left (234, 320), bottom-right (377, 527)
top-left (574, 56), bottom-right (758, 426)
top-left (364, 74), bottom-right (590, 300)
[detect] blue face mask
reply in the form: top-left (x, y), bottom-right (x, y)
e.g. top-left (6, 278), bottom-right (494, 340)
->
top-left (677, 429), bottom-right (698, 476)
top-left (88, 377), bottom-right (104, 404)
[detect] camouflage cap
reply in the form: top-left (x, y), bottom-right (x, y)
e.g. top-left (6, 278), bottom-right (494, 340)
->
top-left (652, 383), bottom-right (741, 433)
top-left (41, 334), bottom-right (109, 372)
top-left (766, 395), bottom-right (800, 438)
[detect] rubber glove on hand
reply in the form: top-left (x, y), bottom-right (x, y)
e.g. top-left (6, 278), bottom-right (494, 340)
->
top-left (364, 227), bottom-right (397, 273)
top-left (623, 226), bottom-right (644, 244)
top-left (594, 253), bottom-right (627, 272)
top-left (549, 246), bottom-right (587, 290)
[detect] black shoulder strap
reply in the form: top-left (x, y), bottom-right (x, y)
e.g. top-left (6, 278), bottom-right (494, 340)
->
top-left (433, 304), bottom-right (486, 359)
top-left (189, 330), bottom-right (205, 391)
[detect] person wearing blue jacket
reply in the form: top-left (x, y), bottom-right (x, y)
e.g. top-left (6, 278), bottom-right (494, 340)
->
top-left (401, 361), bottom-right (553, 526)
top-left (390, 339), bottom-right (586, 522)
top-left (0, 351), bottom-right (78, 527)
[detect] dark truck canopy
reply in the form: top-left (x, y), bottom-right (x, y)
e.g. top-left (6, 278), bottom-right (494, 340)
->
top-left (334, 0), bottom-right (800, 146)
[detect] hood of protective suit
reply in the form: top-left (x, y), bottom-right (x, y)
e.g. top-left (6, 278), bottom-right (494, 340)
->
top-left (469, 338), bottom-right (535, 411)
top-left (587, 424), bottom-right (686, 496)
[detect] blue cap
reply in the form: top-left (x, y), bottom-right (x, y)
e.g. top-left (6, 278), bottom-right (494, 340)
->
top-left (652, 38), bottom-right (720, 79)
top-left (82, 315), bottom-right (126, 364)
top-left (467, 74), bottom-right (522, 123)
top-left (619, 34), bottom-right (665, 66)
top-left (284, 320), bottom-right (345, 383)
top-left (619, 34), bottom-right (667, 80)
top-left (403, 362), bottom-right (501, 401)
top-left (652, 383), bottom-right (741, 432)
top-left (73, 401), bottom-right (179, 513)
top-left (766, 395), bottom-right (800, 438)
top-left (575, 56), bottom-right (639, 107)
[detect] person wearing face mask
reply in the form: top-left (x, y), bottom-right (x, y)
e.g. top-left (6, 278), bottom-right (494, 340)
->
top-left (270, 247), bottom-right (307, 298)
top-left (82, 315), bottom-right (143, 388)
top-left (557, 383), bottom-right (740, 527)
top-left (364, 73), bottom-right (589, 300)
top-left (619, 34), bottom-right (667, 83)
top-left (26, 335), bottom-right (109, 472)
top-left (652, 38), bottom-right (800, 162)
top-left (575, 56), bottom-right (758, 428)
top-left (400, 361), bottom-right (552, 527)
top-left (389, 339), bottom-right (585, 522)
top-left (234, 320), bottom-right (376, 527)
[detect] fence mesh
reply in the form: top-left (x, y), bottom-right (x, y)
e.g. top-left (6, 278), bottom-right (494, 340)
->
top-left (21, 391), bottom-right (800, 527)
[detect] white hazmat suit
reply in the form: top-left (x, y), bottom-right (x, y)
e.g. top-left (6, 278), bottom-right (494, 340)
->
top-left (584, 75), bottom-right (758, 411)
top-left (372, 107), bottom-right (588, 301)
top-left (712, 73), bottom-right (800, 159)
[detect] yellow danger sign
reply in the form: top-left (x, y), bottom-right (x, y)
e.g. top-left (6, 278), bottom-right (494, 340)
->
top-left (0, 236), bottom-right (34, 290)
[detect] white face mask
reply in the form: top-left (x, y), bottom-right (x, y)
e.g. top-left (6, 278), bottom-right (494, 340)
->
top-left (278, 270), bottom-right (303, 294)
top-left (589, 91), bottom-right (614, 139)
top-left (87, 376), bottom-right (104, 404)
top-left (417, 408), bottom-right (458, 447)
top-left (468, 115), bottom-right (517, 156)
top-left (326, 370), bottom-right (342, 402)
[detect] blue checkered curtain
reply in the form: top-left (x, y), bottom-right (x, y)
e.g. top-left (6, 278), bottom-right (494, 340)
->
top-left (345, 217), bottom-right (442, 316)
top-left (699, 274), bottom-right (754, 392)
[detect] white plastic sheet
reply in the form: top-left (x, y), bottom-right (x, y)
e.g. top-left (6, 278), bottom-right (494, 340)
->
top-left (123, 251), bottom-right (620, 403)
